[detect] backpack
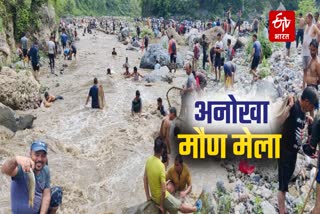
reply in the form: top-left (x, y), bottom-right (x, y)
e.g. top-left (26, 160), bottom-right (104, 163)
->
top-left (171, 41), bottom-right (177, 54)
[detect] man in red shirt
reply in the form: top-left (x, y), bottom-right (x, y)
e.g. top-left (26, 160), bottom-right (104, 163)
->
top-left (168, 35), bottom-right (177, 73)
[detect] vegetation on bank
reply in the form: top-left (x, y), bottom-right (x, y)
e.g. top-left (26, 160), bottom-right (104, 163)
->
top-left (49, 0), bottom-right (141, 18)
top-left (140, 0), bottom-right (300, 20)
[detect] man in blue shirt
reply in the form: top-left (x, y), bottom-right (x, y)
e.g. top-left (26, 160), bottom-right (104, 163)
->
top-left (1, 141), bottom-right (63, 214)
top-left (29, 41), bottom-right (40, 82)
top-left (60, 29), bottom-right (68, 49)
top-left (250, 34), bottom-right (262, 81)
top-left (86, 77), bottom-right (100, 109)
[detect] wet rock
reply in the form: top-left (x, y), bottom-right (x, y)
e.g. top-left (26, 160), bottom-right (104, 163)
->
top-left (126, 45), bottom-right (139, 51)
top-left (234, 203), bottom-right (246, 214)
top-left (166, 28), bottom-right (185, 45)
top-left (203, 27), bottom-right (225, 43)
top-left (132, 40), bottom-right (141, 48)
top-left (0, 125), bottom-right (15, 140)
top-left (256, 186), bottom-right (272, 200)
top-left (260, 201), bottom-right (277, 214)
top-left (118, 27), bottom-right (130, 42)
top-left (0, 103), bottom-right (36, 132)
top-left (143, 67), bottom-right (173, 83)
top-left (216, 180), bottom-right (227, 194)
top-left (0, 67), bottom-right (41, 110)
top-left (228, 175), bottom-right (236, 183)
top-left (233, 37), bottom-right (247, 50)
top-left (225, 163), bottom-right (234, 172)
top-left (139, 44), bottom-right (184, 69)
top-left (185, 28), bottom-right (200, 49)
top-left (250, 174), bottom-right (261, 183)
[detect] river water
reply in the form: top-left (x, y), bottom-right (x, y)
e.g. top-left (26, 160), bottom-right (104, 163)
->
top-left (0, 31), bottom-right (228, 213)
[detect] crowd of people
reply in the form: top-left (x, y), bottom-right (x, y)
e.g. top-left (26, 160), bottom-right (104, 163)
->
top-left (3, 9), bottom-right (320, 214)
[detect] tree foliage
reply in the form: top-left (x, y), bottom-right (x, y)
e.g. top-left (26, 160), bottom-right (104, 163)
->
top-left (296, 0), bottom-right (317, 18)
top-left (140, 0), bottom-right (300, 20)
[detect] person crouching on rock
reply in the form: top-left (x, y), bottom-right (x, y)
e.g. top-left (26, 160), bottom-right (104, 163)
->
top-left (43, 92), bottom-right (64, 108)
top-left (1, 141), bottom-right (63, 214)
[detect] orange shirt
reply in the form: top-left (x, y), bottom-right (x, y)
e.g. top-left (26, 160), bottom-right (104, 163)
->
top-left (168, 39), bottom-right (176, 55)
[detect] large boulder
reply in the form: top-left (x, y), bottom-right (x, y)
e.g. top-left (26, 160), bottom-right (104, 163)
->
top-left (0, 67), bottom-right (41, 110)
top-left (139, 44), bottom-right (184, 69)
top-left (132, 40), bottom-right (141, 48)
top-left (233, 37), bottom-right (248, 50)
top-left (222, 34), bottom-right (237, 48)
top-left (185, 28), bottom-right (200, 49)
top-left (143, 66), bottom-right (173, 83)
top-left (0, 103), bottom-right (36, 132)
top-left (203, 27), bottom-right (225, 44)
top-left (118, 27), bottom-right (130, 42)
top-left (165, 27), bottom-right (185, 45)
top-left (33, 5), bottom-right (56, 48)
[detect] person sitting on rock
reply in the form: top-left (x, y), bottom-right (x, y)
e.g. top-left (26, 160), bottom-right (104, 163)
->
top-left (43, 92), bottom-right (64, 108)
top-left (154, 60), bottom-right (161, 70)
top-left (112, 48), bottom-right (117, 56)
top-left (126, 66), bottom-right (144, 81)
top-left (166, 154), bottom-right (192, 199)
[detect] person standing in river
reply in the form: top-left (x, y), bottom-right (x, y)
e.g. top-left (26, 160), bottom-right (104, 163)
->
top-left (47, 36), bottom-right (56, 74)
top-left (29, 40), bottom-right (40, 82)
top-left (85, 77), bottom-right (100, 109)
top-left (200, 34), bottom-right (209, 70)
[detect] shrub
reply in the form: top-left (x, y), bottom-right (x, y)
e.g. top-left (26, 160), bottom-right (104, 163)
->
top-left (246, 33), bottom-right (272, 59)
top-left (140, 27), bottom-right (154, 39)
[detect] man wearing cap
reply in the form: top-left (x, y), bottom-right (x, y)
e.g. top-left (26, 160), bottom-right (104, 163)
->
top-left (1, 141), bottom-right (63, 214)
top-left (278, 87), bottom-right (319, 214)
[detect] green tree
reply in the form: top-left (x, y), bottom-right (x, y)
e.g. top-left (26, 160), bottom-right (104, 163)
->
top-left (296, 0), bottom-right (317, 17)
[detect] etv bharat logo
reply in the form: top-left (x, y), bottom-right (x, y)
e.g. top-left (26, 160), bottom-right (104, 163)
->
top-left (269, 11), bottom-right (295, 42)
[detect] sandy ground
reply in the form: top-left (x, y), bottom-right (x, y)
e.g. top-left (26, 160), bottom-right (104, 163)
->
top-left (0, 31), bottom-right (228, 213)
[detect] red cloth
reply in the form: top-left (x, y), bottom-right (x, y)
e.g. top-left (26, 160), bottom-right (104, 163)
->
top-left (238, 160), bottom-right (255, 174)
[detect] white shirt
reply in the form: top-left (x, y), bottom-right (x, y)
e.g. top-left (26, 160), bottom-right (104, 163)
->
top-left (47, 41), bottom-right (55, 54)
top-left (215, 40), bottom-right (224, 49)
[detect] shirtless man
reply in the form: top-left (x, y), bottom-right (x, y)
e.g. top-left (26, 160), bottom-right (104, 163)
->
top-left (160, 107), bottom-right (177, 155)
top-left (315, 12), bottom-right (320, 43)
top-left (43, 92), bottom-right (63, 108)
top-left (302, 13), bottom-right (320, 89)
top-left (126, 66), bottom-right (143, 81)
top-left (296, 13), bottom-right (305, 48)
top-left (306, 40), bottom-right (320, 90)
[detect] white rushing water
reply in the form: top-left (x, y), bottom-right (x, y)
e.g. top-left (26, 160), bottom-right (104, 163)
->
top-left (0, 31), bottom-right (228, 213)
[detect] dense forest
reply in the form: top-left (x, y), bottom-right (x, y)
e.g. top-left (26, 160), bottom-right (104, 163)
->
top-left (140, 0), bottom-right (300, 19)
top-left (1, 0), bottom-right (320, 41)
